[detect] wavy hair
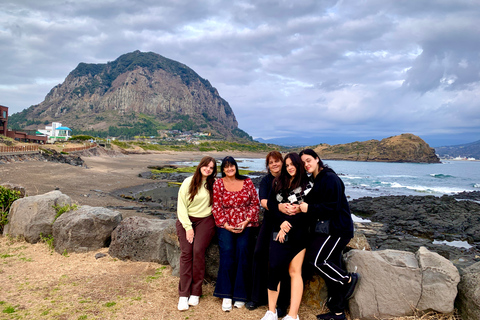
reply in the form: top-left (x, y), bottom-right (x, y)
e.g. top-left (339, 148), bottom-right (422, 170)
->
top-left (188, 156), bottom-right (217, 206)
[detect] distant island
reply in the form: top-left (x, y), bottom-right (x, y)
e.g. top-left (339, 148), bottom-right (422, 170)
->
top-left (312, 133), bottom-right (440, 163)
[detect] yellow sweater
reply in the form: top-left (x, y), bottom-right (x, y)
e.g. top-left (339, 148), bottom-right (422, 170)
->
top-left (177, 176), bottom-right (212, 231)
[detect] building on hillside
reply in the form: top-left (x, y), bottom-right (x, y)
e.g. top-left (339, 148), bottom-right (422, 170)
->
top-left (38, 122), bottom-right (72, 143)
top-left (0, 105), bottom-right (8, 136)
top-left (0, 105), bottom-right (47, 143)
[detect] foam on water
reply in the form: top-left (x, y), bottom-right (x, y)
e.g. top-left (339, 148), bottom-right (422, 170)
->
top-left (432, 240), bottom-right (472, 249)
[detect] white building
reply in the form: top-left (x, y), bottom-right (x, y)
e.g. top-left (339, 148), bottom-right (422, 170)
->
top-left (38, 122), bottom-right (72, 143)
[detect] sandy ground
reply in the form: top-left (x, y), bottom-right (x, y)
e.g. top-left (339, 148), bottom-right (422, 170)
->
top-left (0, 151), bottom-right (459, 320)
top-left (0, 151), bottom-right (269, 219)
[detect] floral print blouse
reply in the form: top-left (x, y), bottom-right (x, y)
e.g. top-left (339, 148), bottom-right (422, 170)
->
top-left (212, 178), bottom-right (260, 228)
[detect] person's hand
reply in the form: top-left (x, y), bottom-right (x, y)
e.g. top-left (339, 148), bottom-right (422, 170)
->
top-left (236, 219), bottom-right (250, 232)
top-left (279, 203), bottom-right (289, 214)
top-left (286, 203), bottom-right (301, 215)
top-left (280, 221), bottom-right (292, 234)
top-left (224, 222), bottom-right (243, 233)
top-left (276, 229), bottom-right (287, 243)
top-left (300, 202), bottom-right (308, 213)
top-left (186, 229), bottom-right (194, 244)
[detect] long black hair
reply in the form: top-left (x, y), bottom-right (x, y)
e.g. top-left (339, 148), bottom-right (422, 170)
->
top-left (299, 148), bottom-right (328, 170)
top-left (220, 156), bottom-right (248, 180)
top-left (274, 152), bottom-right (308, 194)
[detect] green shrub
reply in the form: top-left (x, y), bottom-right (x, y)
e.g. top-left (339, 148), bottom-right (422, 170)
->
top-left (0, 186), bottom-right (22, 233)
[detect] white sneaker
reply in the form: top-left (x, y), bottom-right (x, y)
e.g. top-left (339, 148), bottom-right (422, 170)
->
top-left (188, 295), bottom-right (200, 306)
top-left (234, 301), bottom-right (245, 308)
top-left (222, 298), bottom-right (232, 312)
top-left (261, 310), bottom-right (278, 320)
top-left (282, 315), bottom-right (299, 320)
top-left (177, 297), bottom-right (189, 311)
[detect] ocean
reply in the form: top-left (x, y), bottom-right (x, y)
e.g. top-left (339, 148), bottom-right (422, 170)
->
top-left (176, 158), bottom-right (480, 200)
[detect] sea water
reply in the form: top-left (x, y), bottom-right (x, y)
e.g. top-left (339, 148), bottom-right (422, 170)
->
top-left (176, 158), bottom-right (480, 200)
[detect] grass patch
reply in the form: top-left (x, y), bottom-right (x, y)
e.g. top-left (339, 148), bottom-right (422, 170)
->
top-left (39, 233), bottom-right (55, 251)
top-left (52, 203), bottom-right (78, 221)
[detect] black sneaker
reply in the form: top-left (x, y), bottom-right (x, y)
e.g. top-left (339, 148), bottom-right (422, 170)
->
top-left (277, 306), bottom-right (287, 318)
top-left (344, 272), bottom-right (359, 300)
top-left (316, 311), bottom-right (346, 320)
top-left (245, 301), bottom-right (258, 310)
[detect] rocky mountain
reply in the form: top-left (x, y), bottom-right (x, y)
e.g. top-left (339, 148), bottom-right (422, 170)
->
top-left (313, 133), bottom-right (440, 163)
top-left (435, 140), bottom-right (480, 159)
top-left (10, 51), bottom-right (250, 140)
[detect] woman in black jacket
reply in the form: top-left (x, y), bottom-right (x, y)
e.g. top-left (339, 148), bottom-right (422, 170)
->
top-left (298, 149), bottom-right (358, 320)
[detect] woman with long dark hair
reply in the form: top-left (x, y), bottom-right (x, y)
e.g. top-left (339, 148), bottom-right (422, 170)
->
top-left (176, 156), bottom-right (218, 311)
top-left (261, 152), bottom-right (313, 320)
top-left (299, 149), bottom-right (358, 320)
top-left (247, 151), bottom-right (290, 317)
top-left (212, 156), bottom-right (260, 312)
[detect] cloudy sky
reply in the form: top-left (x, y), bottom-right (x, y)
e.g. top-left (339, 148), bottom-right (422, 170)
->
top-left (1, 0), bottom-right (479, 147)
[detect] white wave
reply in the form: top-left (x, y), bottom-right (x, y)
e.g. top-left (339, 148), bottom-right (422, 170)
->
top-left (378, 174), bottom-right (417, 178)
top-left (433, 240), bottom-right (472, 249)
top-left (342, 175), bottom-right (363, 179)
top-left (474, 183), bottom-right (480, 188)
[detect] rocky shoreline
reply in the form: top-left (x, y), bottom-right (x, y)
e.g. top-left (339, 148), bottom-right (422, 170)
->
top-left (110, 170), bottom-right (480, 271)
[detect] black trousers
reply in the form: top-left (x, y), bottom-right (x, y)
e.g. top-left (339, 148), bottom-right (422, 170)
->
top-left (251, 212), bottom-right (290, 308)
top-left (306, 234), bottom-right (351, 313)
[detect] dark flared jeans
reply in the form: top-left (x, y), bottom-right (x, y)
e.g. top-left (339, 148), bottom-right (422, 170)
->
top-left (176, 216), bottom-right (216, 297)
top-left (214, 227), bottom-right (254, 302)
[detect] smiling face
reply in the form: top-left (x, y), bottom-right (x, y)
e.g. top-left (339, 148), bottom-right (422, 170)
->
top-left (200, 161), bottom-right (215, 178)
top-left (223, 163), bottom-right (236, 178)
top-left (301, 154), bottom-right (319, 175)
top-left (268, 157), bottom-right (282, 176)
top-left (285, 158), bottom-right (297, 178)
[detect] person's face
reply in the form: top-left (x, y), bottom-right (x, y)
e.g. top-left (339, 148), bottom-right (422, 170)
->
top-left (268, 157), bottom-right (282, 175)
top-left (223, 163), bottom-right (236, 178)
top-left (285, 158), bottom-right (296, 177)
top-left (200, 161), bottom-right (215, 178)
top-left (301, 154), bottom-right (318, 174)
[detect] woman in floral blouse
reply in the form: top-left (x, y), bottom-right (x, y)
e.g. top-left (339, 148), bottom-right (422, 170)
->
top-left (212, 156), bottom-right (260, 312)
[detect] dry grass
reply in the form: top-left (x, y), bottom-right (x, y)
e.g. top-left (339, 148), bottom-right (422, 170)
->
top-left (0, 236), bottom-right (461, 320)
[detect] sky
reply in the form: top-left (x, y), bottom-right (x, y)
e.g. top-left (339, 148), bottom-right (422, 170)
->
top-left (1, 0), bottom-right (480, 147)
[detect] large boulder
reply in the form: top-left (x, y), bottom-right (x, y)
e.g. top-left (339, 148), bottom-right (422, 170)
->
top-left (3, 190), bottom-right (72, 243)
top-left (456, 261), bottom-right (480, 320)
top-left (108, 216), bottom-right (175, 264)
top-left (52, 206), bottom-right (122, 254)
top-left (345, 247), bottom-right (460, 320)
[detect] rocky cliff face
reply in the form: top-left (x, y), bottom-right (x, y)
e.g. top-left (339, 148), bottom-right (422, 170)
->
top-left (19, 51), bottom-right (241, 139)
top-left (314, 133), bottom-right (440, 163)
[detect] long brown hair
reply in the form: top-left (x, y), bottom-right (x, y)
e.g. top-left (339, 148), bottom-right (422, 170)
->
top-left (188, 156), bottom-right (217, 205)
top-left (274, 152), bottom-right (308, 195)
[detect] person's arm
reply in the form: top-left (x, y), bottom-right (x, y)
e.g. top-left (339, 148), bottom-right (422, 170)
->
top-left (212, 180), bottom-right (227, 227)
top-left (177, 177), bottom-right (193, 231)
top-left (244, 179), bottom-right (260, 224)
top-left (259, 175), bottom-right (270, 210)
top-left (301, 174), bottom-right (341, 220)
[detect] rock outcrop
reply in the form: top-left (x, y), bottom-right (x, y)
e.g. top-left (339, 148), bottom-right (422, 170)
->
top-left (14, 50), bottom-right (241, 140)
top-left (456, 261), bottom-right (480, 320)
top-left (3, 190), bottom-right (72, 243)
top-left (108, 216), bottom-right (174, 264)
top-left (314, 133), bottom-right (440, 163)
top-left (52, 205), bottom-right (122, 253)
top-left (345, 247), bottom-right (460, 319)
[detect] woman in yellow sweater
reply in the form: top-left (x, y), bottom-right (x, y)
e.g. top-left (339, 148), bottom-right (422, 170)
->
top-left (176, 156), bottom-right (217, 311)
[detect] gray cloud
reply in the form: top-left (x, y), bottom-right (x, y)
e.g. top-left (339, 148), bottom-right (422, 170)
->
top-left (1, 0), bottom-right (479, 146)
